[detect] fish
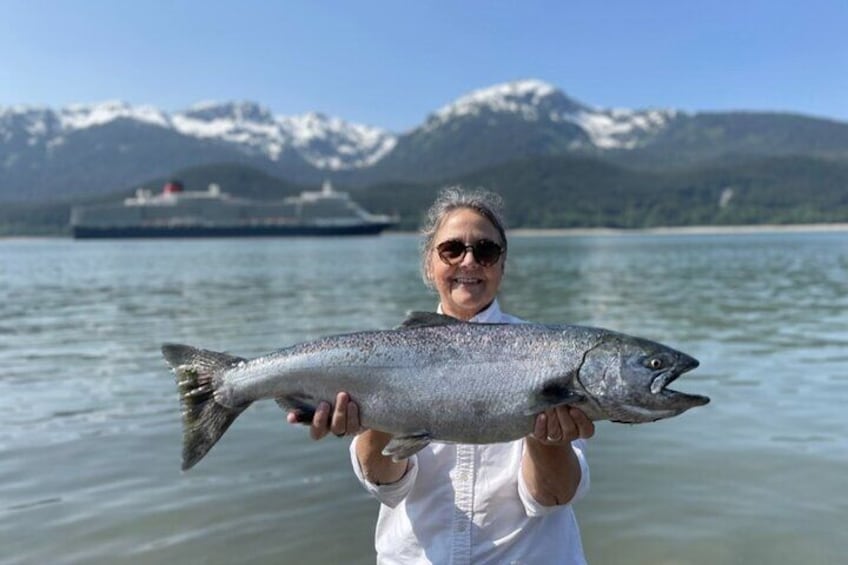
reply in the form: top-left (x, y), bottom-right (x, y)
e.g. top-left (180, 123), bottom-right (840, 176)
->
top-left (163, 312), bottom-right (709, 471)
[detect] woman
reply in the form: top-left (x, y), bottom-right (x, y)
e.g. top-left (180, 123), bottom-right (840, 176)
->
top-left (288, 187), bottom-right (595, 564)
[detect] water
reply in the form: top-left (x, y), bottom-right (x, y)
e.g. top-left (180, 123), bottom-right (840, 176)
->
top-left (1, 232), bottom-right (846, 565)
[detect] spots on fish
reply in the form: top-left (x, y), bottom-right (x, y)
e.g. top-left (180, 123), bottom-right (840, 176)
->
top-left (470, 400), bottom-right (488, 419)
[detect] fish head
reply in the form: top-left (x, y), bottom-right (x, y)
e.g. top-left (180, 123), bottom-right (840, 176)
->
top-left (579, 334), bottom-right (709, 423)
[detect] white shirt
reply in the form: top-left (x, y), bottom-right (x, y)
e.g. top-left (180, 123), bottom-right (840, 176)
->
top-left (350, 300), bottom-right (590, 564)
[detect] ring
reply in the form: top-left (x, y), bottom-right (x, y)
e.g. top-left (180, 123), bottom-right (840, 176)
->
top-left (334, 431), bottom-right (345, 437)
top-left (546, 435), bottom-right (561, 442)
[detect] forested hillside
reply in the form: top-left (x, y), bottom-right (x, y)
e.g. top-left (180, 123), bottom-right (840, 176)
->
top-left (6, 155), bottom-right (846, 236)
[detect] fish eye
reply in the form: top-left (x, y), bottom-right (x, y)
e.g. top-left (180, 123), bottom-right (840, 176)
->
top-left (647, 357), bottom-right (664, 370)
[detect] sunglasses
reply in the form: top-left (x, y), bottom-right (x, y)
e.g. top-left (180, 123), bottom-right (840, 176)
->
top-left (435, 239), bottom-right (504, 267)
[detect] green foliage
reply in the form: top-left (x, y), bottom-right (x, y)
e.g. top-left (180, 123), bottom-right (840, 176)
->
top-left (3, 156), bottom-right (847, 236)
top-left (375, 153), bottom-right (848, 229)
top-left (140, 162), bottom-right (305, 200)
top-left (0, 202), bottom-right (73, 236)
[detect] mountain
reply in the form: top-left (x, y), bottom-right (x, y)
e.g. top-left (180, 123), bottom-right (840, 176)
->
top-left (368, 80), bottom-right (848, 182)
top-left (609, 111), bottom-right (848, 169)
top-left (173, 101), bottom-right (396, 168)
top-left (0, 101), bottom-right (393, 201)
top-left (2, 80), bottom-right (848, 203)
top-left (366, 80), bottom-right (678, 181)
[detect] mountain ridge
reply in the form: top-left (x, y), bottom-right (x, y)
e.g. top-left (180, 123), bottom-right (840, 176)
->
top-left (3, 78), bottom-right (848, 203)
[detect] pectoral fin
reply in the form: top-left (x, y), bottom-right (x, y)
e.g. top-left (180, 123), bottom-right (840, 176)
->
top-left (275, 394), bottom-right (318, 423)
top-left (524, 381), bottom-right (585, 415)
top-left (382, 432), bottom-right (432, 461)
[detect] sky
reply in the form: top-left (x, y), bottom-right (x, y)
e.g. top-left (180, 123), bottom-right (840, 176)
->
top-left (1, 0), bottom-right (846, 132)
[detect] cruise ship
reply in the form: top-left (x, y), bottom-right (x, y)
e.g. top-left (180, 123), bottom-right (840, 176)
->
top-left (70, 180), bottom-right (397, 238)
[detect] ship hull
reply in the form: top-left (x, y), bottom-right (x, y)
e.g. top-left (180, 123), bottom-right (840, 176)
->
top-left (72, 222), bottom-right (393, 239)
top-left (70, 180), bottom-right (397, 239)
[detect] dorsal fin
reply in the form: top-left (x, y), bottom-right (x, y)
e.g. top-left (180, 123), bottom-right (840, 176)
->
top-left (399, 311), bottom-right (465, 328)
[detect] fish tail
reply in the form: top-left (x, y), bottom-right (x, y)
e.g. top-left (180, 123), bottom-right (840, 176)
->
top-left (162, 343), bottom-right (249, 471)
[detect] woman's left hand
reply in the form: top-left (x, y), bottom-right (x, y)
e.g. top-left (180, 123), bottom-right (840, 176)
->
top-left (285, 391), bottom-right (363, 441)
top-left (531, 406), bottom-right (595, 446)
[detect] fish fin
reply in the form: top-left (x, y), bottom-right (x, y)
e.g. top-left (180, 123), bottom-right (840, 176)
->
top-left (398, 311), bottom-right (464, 328)
top-left (524, 381), bottom-right (586, 415)
top-left (275, 394), bottom-right (317, 424)
top-left (382, 432), bottom-right (432, 461)
top-left (162, 343), bottom-right (250, 471)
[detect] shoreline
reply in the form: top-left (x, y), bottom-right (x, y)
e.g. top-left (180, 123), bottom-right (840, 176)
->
top-left (507, 223), bottom-right (848, 237)
top-left (3, 223), bottom-right (848, 241)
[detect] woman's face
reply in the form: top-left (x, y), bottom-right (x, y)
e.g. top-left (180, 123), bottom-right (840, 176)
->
top-left (427, 208), bottom-right (505, 321)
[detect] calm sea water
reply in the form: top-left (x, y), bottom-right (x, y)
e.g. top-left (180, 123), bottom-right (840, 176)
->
top-left (1, 231), bottom-right (846, 565)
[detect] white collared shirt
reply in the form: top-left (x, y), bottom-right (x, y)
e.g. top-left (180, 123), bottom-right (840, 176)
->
top-left (350, 299), bottom-right (590, 564)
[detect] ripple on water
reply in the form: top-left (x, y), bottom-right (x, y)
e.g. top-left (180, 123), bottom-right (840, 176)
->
top-left (2, 233), bottom-right (847, 565)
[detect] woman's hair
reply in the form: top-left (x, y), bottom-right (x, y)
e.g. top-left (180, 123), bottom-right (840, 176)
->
top-left (420, 186), bottom-right (508, 287)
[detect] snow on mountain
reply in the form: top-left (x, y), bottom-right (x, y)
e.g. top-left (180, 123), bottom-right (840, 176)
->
top-left (0, 106), bottom-right (56, 146)
top-left (171, 101), bottom-right (397, 169)
top-left (429, 79), bottom-right (564, 124)
top-left (0, 100), bottom-right (396, 170)
top-left (278, 112), bottom-right (397, 169)
top-left (59, 100), bottom-right (171, 130)
top-left (0, 80), bottom-right (681, 173)
top-left (424, 78), bottom-right (678, 149)
top-left (171, 101), bottom-right (287, 160)
top-left (570, 107), bottom-right (679, 149)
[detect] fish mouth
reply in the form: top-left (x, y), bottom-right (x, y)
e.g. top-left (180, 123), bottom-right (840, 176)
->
top-left (650, 357), bottom-right (710, 406)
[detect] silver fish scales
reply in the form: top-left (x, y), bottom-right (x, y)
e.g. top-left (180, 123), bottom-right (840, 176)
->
top-left (163, 312), bottom-right (709, 471)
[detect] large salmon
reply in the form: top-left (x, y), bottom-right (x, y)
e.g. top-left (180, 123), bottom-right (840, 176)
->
top-left (163, 312), bottom-right (708, 470)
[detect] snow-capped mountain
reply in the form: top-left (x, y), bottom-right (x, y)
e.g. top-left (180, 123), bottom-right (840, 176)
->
top-left (364, 79), bottom-right (685, 181)
top-left (60, 100), bottom-right (171, 130)
top-left (423, 79), bottom-right (677, 149)
top-left (171, 101), bottom-right (397, 168)
top-left (0, 79), bottom-right (675, 177)
top-left (3, 78), bottom-right (848, 203)
top-left (276, 112), bottom-right (397, 169)
top-left (0, 100), bottom-right (396, 171)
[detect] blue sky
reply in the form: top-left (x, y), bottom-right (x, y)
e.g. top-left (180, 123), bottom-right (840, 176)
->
top-left (1, 0), bottom-right (846, 132)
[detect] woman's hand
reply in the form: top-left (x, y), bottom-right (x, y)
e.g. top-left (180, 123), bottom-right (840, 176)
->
top-left (522, 406), bottom-right (594, 507)
top-left (285, 392), bottom-right (363, 440)
top-left (530, 405), bottom-right (595, 446)
top-left (285, 392), bottom-right (408, 485)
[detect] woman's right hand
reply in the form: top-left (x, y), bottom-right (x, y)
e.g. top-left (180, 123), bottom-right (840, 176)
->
top-left (286, 392), bottom-right (409, 484)
top-left (286, 391), bottom-right (364, 440)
